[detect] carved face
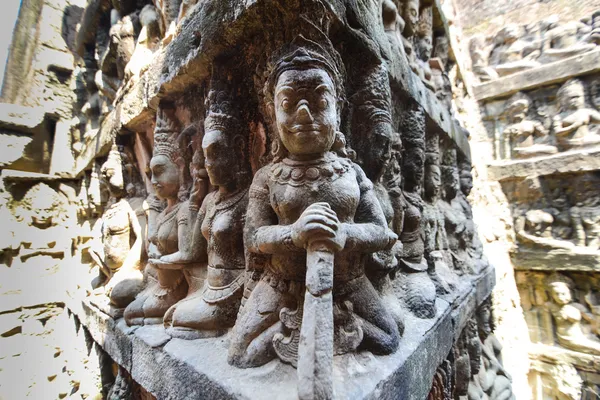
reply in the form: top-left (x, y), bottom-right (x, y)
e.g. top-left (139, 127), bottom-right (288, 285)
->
top-left (444, 168), bottom-right (460, 199)
top-left (403, 0), bottom-right (419, 34)
top-left (150, 154), bottom-right (180, 200)
top-left (477, 304), bottom-right (492, 338)
top-left (274, 68), bottom-right (338, 156)
top-left (560, 87), bottom-right (585, 111)
top-left (101, 158), bottom-right (124, 194)
top-left (550, 282), bottom-right (572, 305)
top-left (460, 171), bottom-right (473, 196)
top-left (425, 164), bottom-right (441, 199)
top-left (416, 35), bottom-right (433, 61)
top-left (203, 128), bottom-right (236, 187)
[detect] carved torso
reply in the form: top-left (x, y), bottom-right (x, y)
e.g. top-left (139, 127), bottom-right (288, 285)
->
top-left (260, 153), bottom-right (366, 283)
top-left (152, 201), bottom-right (185, 256)
top-left (201, 190), bottom-right (248, 271)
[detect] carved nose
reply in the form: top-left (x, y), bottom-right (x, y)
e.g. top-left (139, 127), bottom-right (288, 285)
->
top-left (297, 103), bottom-right (313, 122)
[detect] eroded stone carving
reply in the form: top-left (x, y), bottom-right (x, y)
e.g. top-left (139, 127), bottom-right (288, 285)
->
top-left (553, 79), bottom-right (600, 151)
top-left (89, 144), bottom-right (147, 315)
top-left (503, 92), bottom-right (557, 159)
top-left (466, 299), bottom-right (516, 400)
top-left (228, 36), bottom-right (399, 399)
top-left (547, 273), bottom-right (600, 355)
top-left (470, 13), bottom-right (599, 81)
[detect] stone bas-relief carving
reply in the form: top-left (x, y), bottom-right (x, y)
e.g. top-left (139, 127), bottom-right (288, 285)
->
top-left (518, 271), bottom-right (600, 354)
top-left (553, 79), bottom-right (600, 150)
top-left (490, 75), bottom-right (600, 160)
top-left (509, 173), bottom-right (600, 254)
top-left (89, 145), bottom-right (148, 316)
top-left (469, 12), bottom-right (600, 82)
top-left (503, 92), bottom-right (557, 159)
top-left (465, 299), bottom-right (516, 400)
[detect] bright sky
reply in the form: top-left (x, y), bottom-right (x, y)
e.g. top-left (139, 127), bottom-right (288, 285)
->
top-left (0, 0), bottom-right (23, 90)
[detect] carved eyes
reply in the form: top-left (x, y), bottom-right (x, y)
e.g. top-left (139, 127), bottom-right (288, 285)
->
top-left (279, 96), bottom-right (329, 112)
top-left (318, 98), bottom-right (328, 110)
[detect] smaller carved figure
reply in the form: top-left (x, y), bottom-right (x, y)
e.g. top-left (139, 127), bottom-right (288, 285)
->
top-left (161, 85), bottom-right (250, 339)
top-left (489, 24), bottom-right (540, 77)
top-left (467, 300), bottom-right (516, 400)
top-left (96, 14), bottom-right (138, 103)
top-left (124, 107), bottom-right (190, 326)
top-left (89, 145), bottom-right (147, 314)
top-left (123, 5), bottom-right (162, 81)
top-left (469, 35), bottom-right (499, 82)
top-left (398, 0), bottom-right (422, 75)
top-left (439, 148), bottom-right (474, 274)
top-left (538, 19), bottom-right (597, 64)
top-left (414, 6), bottom-right (434, 89)
top-left (423, 135), bottom-right (456, 293)
top-left (570, 197), bottom-right (600, 250)
top-left (546, 273), bottom-right (600, 355)
top-left (553, 79), bottom-right (600, 150)
top-left (396, 107), bottom-right (436, 318)
top-left (503, 92), bottom-right (557, 159)
top-left (14, 183), bottom-right (72, 263)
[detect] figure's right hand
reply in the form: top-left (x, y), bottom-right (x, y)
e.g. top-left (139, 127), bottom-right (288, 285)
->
top-left (291, 203), bottom-right (341, 250)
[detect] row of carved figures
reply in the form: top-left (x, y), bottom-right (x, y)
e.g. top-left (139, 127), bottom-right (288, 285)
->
top-left (470, 10), bottom-right (600, 82)
top-left (499, 78), bottom-right (600, 160)
top-left (381, 0), bottom-right (453, 107)
top-left (87, 36), bottom-right (487, 396)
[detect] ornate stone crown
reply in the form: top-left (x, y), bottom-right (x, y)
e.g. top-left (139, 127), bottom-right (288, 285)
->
top-left (153, 108), bottom-right (181, 160)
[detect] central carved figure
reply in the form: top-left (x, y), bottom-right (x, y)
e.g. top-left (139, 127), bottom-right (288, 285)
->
top-left (228, 38), bottom-right (399, 378)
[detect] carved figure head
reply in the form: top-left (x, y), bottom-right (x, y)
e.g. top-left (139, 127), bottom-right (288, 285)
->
top-left (151, 108), bottom-right (185, 201)
top-left (441, 147), bottom-right (459, 200)
top-left (433, 36), bottom-right (449, 66)
top-left (547, 273), bottom-right (575, 305)
top-left (203, 84), bottom-right (249, 188)
top-left (101, 145), bottom-right (126, 197)
top-left (557, 79), bottom-right (585, 111)
top-left (459, 160), bottom-right (473, 197)
top-left (266, 36), bottom-right (347, 159)
top-left (402, 0), bottom-right (420, 37)
top-left (415, 7), bottom-right (433, 61)
top-left (20, 183), bottom-right (65, 228)
top-left (476, 298), bottom-right (494, 339)
top-left (505, 92), bottom-right (531, 123)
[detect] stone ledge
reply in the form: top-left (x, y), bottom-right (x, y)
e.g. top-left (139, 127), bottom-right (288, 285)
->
top-left (67, 267), bottom-right (495, 400)
top-left (487, 148), bottom-right (600, 181)
top-left (511, 246), bottom-right (600, 272)
top-left (529, 343), bottom-right (600, 373)
top-left (473, 49), bottom-right (600, 102)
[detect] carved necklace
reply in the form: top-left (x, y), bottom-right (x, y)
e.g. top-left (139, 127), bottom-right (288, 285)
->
top-left (270, 152), bottom-right (352, 187)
